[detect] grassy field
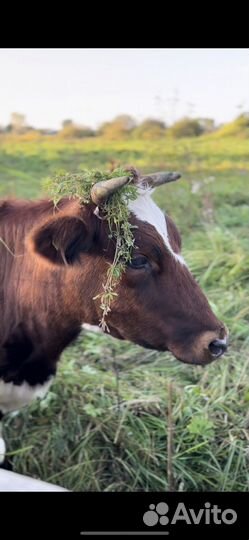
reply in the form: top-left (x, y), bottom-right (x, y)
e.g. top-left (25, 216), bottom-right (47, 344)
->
top-left (1, 133), bottom-right (249, 491)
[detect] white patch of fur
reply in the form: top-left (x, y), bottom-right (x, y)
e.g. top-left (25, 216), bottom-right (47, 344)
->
top-left (0, 378), bottom-right (53, 415)
top-left (0, 438), bottom-right (5, 464)
top-left (128, 188), bottom-right (186, 266)
top-left (82, 323), bottom-right (104, 334)
top-left (0, 423), bottom-right (6, 465)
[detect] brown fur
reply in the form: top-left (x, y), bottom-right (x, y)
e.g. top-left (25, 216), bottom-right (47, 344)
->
top-left (0, 196), bottom-right (227, 387)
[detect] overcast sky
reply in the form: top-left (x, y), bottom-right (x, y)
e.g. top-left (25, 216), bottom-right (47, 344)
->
top-left (0, 48), bottom-right (248, 129)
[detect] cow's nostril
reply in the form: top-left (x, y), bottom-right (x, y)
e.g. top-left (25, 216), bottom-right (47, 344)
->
top-left (209, 338), bottom-right (228, 358)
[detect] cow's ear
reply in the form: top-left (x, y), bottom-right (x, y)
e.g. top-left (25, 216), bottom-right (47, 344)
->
top-left (30, 215), bottom-right (94, 265)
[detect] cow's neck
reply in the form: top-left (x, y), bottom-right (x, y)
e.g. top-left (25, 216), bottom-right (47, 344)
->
top-left (0, 197), bottom-right (90, 386)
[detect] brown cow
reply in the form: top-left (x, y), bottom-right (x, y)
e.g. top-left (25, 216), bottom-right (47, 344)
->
top-left (0, 170), bottom-right (228, 464)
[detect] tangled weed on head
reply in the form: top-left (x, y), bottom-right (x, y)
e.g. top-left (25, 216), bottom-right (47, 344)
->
top-left (45, 168), bottom-right (138, 330)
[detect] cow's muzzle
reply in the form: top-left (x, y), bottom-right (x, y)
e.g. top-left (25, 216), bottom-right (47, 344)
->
top-left (169, 325), bottom-right (229, 365)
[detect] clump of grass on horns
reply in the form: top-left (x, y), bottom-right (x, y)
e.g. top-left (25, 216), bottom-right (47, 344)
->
top-left (44, 168), bottom-right (138, 331)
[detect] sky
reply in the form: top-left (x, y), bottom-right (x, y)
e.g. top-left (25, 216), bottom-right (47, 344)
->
top-left (0, 48), bottom-right (248, 129)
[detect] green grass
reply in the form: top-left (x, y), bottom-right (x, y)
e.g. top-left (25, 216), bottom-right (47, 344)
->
top-left (1, 133), bottom-right (249, 491)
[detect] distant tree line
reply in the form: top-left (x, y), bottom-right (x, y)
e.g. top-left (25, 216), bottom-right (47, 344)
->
top-left (0, 112), bottom-right (248, 139)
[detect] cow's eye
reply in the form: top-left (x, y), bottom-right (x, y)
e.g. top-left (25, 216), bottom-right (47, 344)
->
top-left (129, 256), bottom-right (149, 269)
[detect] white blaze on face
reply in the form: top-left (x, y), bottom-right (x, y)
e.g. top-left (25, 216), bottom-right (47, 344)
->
top-left (0, 377), bottom-right (53, 415)
top-left (128, 188), bottom-right (186, 265)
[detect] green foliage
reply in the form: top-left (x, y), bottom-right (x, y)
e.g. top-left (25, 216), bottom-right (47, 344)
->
top-left (62, 119), bottom-right (73, 128)
top-left (95, 182), bottom-right (138, 330)
top-left (213, 113), bottom-right (249, 139)
top-left (1, 133), bottom-right (249, 491)
top-left (132, 118), bottom-right (166, 140)
top-left (1, 112), bottom-right (249, 143)
top-left (98, 115), bottom-right (136, 139)
top-left (45, 168), bottom-right (138, 330)
top-left (4, 337), bottom-right (248, 491)
top-left (0, 135), bottom-right (248, 201)
top-left (187, 416), bottom-right (215, 438)
top-left (59, 124), bottom-right (95, 139)
top-left (197, 118), bottom-right (215, 133)
top-left (169, 117), bottom-right (204, 138)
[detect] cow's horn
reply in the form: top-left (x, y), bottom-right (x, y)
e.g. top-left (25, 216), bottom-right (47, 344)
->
top-left (139, 171), bottom-right (181, 187)
top-left (90, 175), bottom-right (131, 206)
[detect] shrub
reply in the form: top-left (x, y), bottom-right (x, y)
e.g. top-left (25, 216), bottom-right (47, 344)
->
top-left (59, 124), bottom-right (95, 139)
top-left (169, 117), bottom-right (204, 138)
top-left (133, 118), bottom-right (166, 139)
top-left (99, 115), bottom-right (136, 139)
top-left (214, 113), bottom-right (249, 138)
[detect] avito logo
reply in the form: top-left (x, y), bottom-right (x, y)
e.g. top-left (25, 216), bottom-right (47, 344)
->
top-left (143, 502), bottom-right (237, 527)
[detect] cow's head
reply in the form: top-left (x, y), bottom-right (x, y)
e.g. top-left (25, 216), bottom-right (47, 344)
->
top-left (30, 169), bottom-right (228, 365)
